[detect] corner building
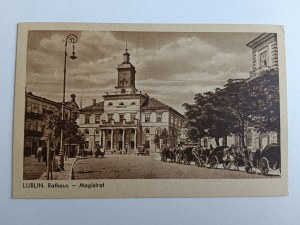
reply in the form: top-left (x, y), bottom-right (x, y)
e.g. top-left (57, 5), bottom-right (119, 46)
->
top-left (78, 48), bottom-right (185, 153)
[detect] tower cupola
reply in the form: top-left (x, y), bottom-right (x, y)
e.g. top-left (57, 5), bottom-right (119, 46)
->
top-left (123, 44), bottom-right (130, 63)
top-left (116, 45), bottom-right (137, 93)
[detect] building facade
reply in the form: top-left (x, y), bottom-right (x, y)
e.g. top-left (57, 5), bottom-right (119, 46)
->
top-left (246, 33), bottom-right (278, 80)
top-left (78, 48), bottom-right (185, 153)
top-left (24, 91), bottom-right (79, 156)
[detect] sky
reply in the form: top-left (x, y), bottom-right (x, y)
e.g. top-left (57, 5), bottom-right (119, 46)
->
top-left (26, 30), bottom-right (260, 114)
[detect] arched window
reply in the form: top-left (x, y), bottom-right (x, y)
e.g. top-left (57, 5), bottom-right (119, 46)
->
top-left (84, 129), bottom-right (90, 135)
top-left (131, 101), bottom-right (136, 105)
top-left (145, 128), bottom-right (150, 134)
top-left (156, 128), bottom-right (162, 135)
top-left (95, 129), bottom-right (100, 135)
top-left (119, 102), bottom-right (124, 106)
top-left (108, 102), bottom-right (113, 106)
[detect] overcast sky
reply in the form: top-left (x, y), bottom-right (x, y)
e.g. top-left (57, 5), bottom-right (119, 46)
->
top-left (26, 30), bottom-right (260, 114)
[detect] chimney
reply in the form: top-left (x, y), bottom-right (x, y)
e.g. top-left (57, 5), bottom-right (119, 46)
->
top-left (93, 99), bottom-right (96, 106)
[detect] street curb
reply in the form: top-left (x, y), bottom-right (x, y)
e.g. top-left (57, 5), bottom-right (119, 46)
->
top-left (70, 158), bottom-right (81, 180)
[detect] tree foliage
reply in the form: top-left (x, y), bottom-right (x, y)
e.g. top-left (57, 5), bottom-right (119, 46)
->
top-left (44, 110), bottom-right (85, 146)
top-left (183, 69), bottom-right (280, 146)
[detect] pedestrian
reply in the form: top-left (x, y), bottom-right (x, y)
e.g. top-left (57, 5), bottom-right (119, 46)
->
top-left (42, 146), bottom-right (47, 165)
top-left (233, 147), bottom-right (241, 171)
top-left (37, 146), bottom-right (42, 162)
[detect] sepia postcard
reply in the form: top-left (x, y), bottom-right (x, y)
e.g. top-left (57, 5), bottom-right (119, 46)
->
top-left (13, 23), bottom-right (288, 198)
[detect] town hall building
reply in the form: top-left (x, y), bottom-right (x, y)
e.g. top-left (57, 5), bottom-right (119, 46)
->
top-left (78, 47), bottom-right (185, 153)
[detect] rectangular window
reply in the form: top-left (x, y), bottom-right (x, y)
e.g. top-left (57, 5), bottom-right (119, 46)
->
top-left (157, 114), bottom-right (162, 123)
top-left (119, 114), bottom-right (124, 122)
top-left (84, 141), bottom-right (89, 149)
top-left (145, 114), bottom-right (150, 123)
top-left (42, 105), bottom-right (47, 114)
top-left (25, 121), bottom-right (31, 130)
top-left (107, 114), bottom-right (113, 122)
top-left (130, 114), bottom-right (136, 122)
top-left (72, 112), bottom-right (78, 119)
top-left (95, 114), bottom-right (101, 124)
top-left (260, 51), bottom-right (268, 67)
top-left (49, 107), bottom-right (55, 114)
top-left (33, 103), bottom-right (39, 113)
top-left (85, 114), bottom-right (90, 124)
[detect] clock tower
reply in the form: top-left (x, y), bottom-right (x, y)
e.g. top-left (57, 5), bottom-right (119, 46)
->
top-left (116, 46), bottom-right (137, 93)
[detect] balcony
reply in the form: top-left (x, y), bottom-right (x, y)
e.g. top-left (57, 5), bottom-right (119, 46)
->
top-left (99, 119), bottom-right (139, 128)
top-left (249, 66), bottom-right (271, 79)
top-left (25, 111), bottom-right (45, 120)
top-left (24, 130), bottom-right (43, 138)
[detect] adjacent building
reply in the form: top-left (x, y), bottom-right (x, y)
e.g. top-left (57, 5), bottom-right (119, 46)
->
top-left (247, 33), bottom-right (278, 80)
top-left (78, 48), bottom-right (185, 153)
top-left (24, 91), bottom-right (79, 156)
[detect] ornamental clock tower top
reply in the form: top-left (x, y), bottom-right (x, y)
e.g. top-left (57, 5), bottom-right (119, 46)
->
top-left (116, 45), bottom-right (137, 93)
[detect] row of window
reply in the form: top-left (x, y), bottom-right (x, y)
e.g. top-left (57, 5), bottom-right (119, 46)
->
top-left (25, 120), bottom-right (45, 132)
top-left (144, 113), bottom-right (162, 123)
top-left (27, 101), bottom-right (56, 114)
top-left (107, 101), bottom-right (136, 106)
top-left (170, 115), bottom-right (182, 128)
top-left (84, 113), bottom-right (184, 125)
top-left (83, 129), bottom-right (136, 135)
top-left (27, 101), bottom-right (76, 119)
top-left (84, 114), bottom-right (137, 124)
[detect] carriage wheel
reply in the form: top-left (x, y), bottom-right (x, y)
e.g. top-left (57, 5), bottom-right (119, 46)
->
top-left (223, 158), bottom-right (231, 170)
top-left (244, 160), bottom-right (253, 173)
top-left (210, 156), bottom-right (218, 169)
top-left (260, 157), bottom-right (269, 175)
top-left (177, 157), bottom-right (181, 164)
top-left (183, 156), bottom-right (188, 165)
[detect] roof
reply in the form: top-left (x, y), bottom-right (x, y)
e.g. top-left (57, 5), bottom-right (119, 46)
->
top-left (26, 91), bottom-right (60, 107)
top-left (79, 101), bottom-right (104, 113)
top-left (246, 33), bottom-right (276, 49)
top-left (141, 98), bottom-right (185, 119)
top-left (26, 91), bottom-right (75, 110)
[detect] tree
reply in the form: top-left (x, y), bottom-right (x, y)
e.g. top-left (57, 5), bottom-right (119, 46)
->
top-left (183, 69), bottom-right (280, 147)
top-left (153, 133), bottom-right (160, 151)
top-left (45, 111), bottom-right (85, 153)
top-left (247, 69), bottom-right (280, 142)
top-left (183, 91), bottom-right (233, 146)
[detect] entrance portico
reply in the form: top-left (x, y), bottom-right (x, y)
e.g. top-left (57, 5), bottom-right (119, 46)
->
top-left (98, 120), bottom-right (139, 151)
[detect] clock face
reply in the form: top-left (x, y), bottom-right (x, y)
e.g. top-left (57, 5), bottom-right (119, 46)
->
top-left (119, 73), bottom-right (130, 86)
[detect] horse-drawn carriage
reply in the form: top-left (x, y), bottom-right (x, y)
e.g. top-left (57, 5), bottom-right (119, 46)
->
top-left (208, 146), bottom-right (253, 173)
top-left (208, 146), bottom-right (231, 169)
top-left (258, 144), bottom-right (280, 175)
top-left (161, 147), bottom-right (176, 163)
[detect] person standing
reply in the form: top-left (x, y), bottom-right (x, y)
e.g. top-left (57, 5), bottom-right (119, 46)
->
top-left (42, 146), bottom-right (47, 165)
top-left (37, 146), bottom-right (42, 162)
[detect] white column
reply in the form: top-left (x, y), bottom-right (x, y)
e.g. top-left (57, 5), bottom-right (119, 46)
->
top-left (268, 43), bottom-right (272, 67)
top-left (99, 129), bottom-right (102, 148)
top-left (256, 51), bottom-right (259, 69)
top-left (134, 129), bottom-right (137, 150)
top-left (122, 129), bottom-right (125, 150)
top-left (102, 130), bottom-right (106, 150)
top-left (111, 129), bottom-right (114, 150)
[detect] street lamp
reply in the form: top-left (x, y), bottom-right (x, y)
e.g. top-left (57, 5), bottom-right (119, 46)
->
top-left (58, 34), bottom-right (78, 171)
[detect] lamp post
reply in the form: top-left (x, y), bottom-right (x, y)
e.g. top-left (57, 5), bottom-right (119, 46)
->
top-left (58, 34), bottom-right (78, 171)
